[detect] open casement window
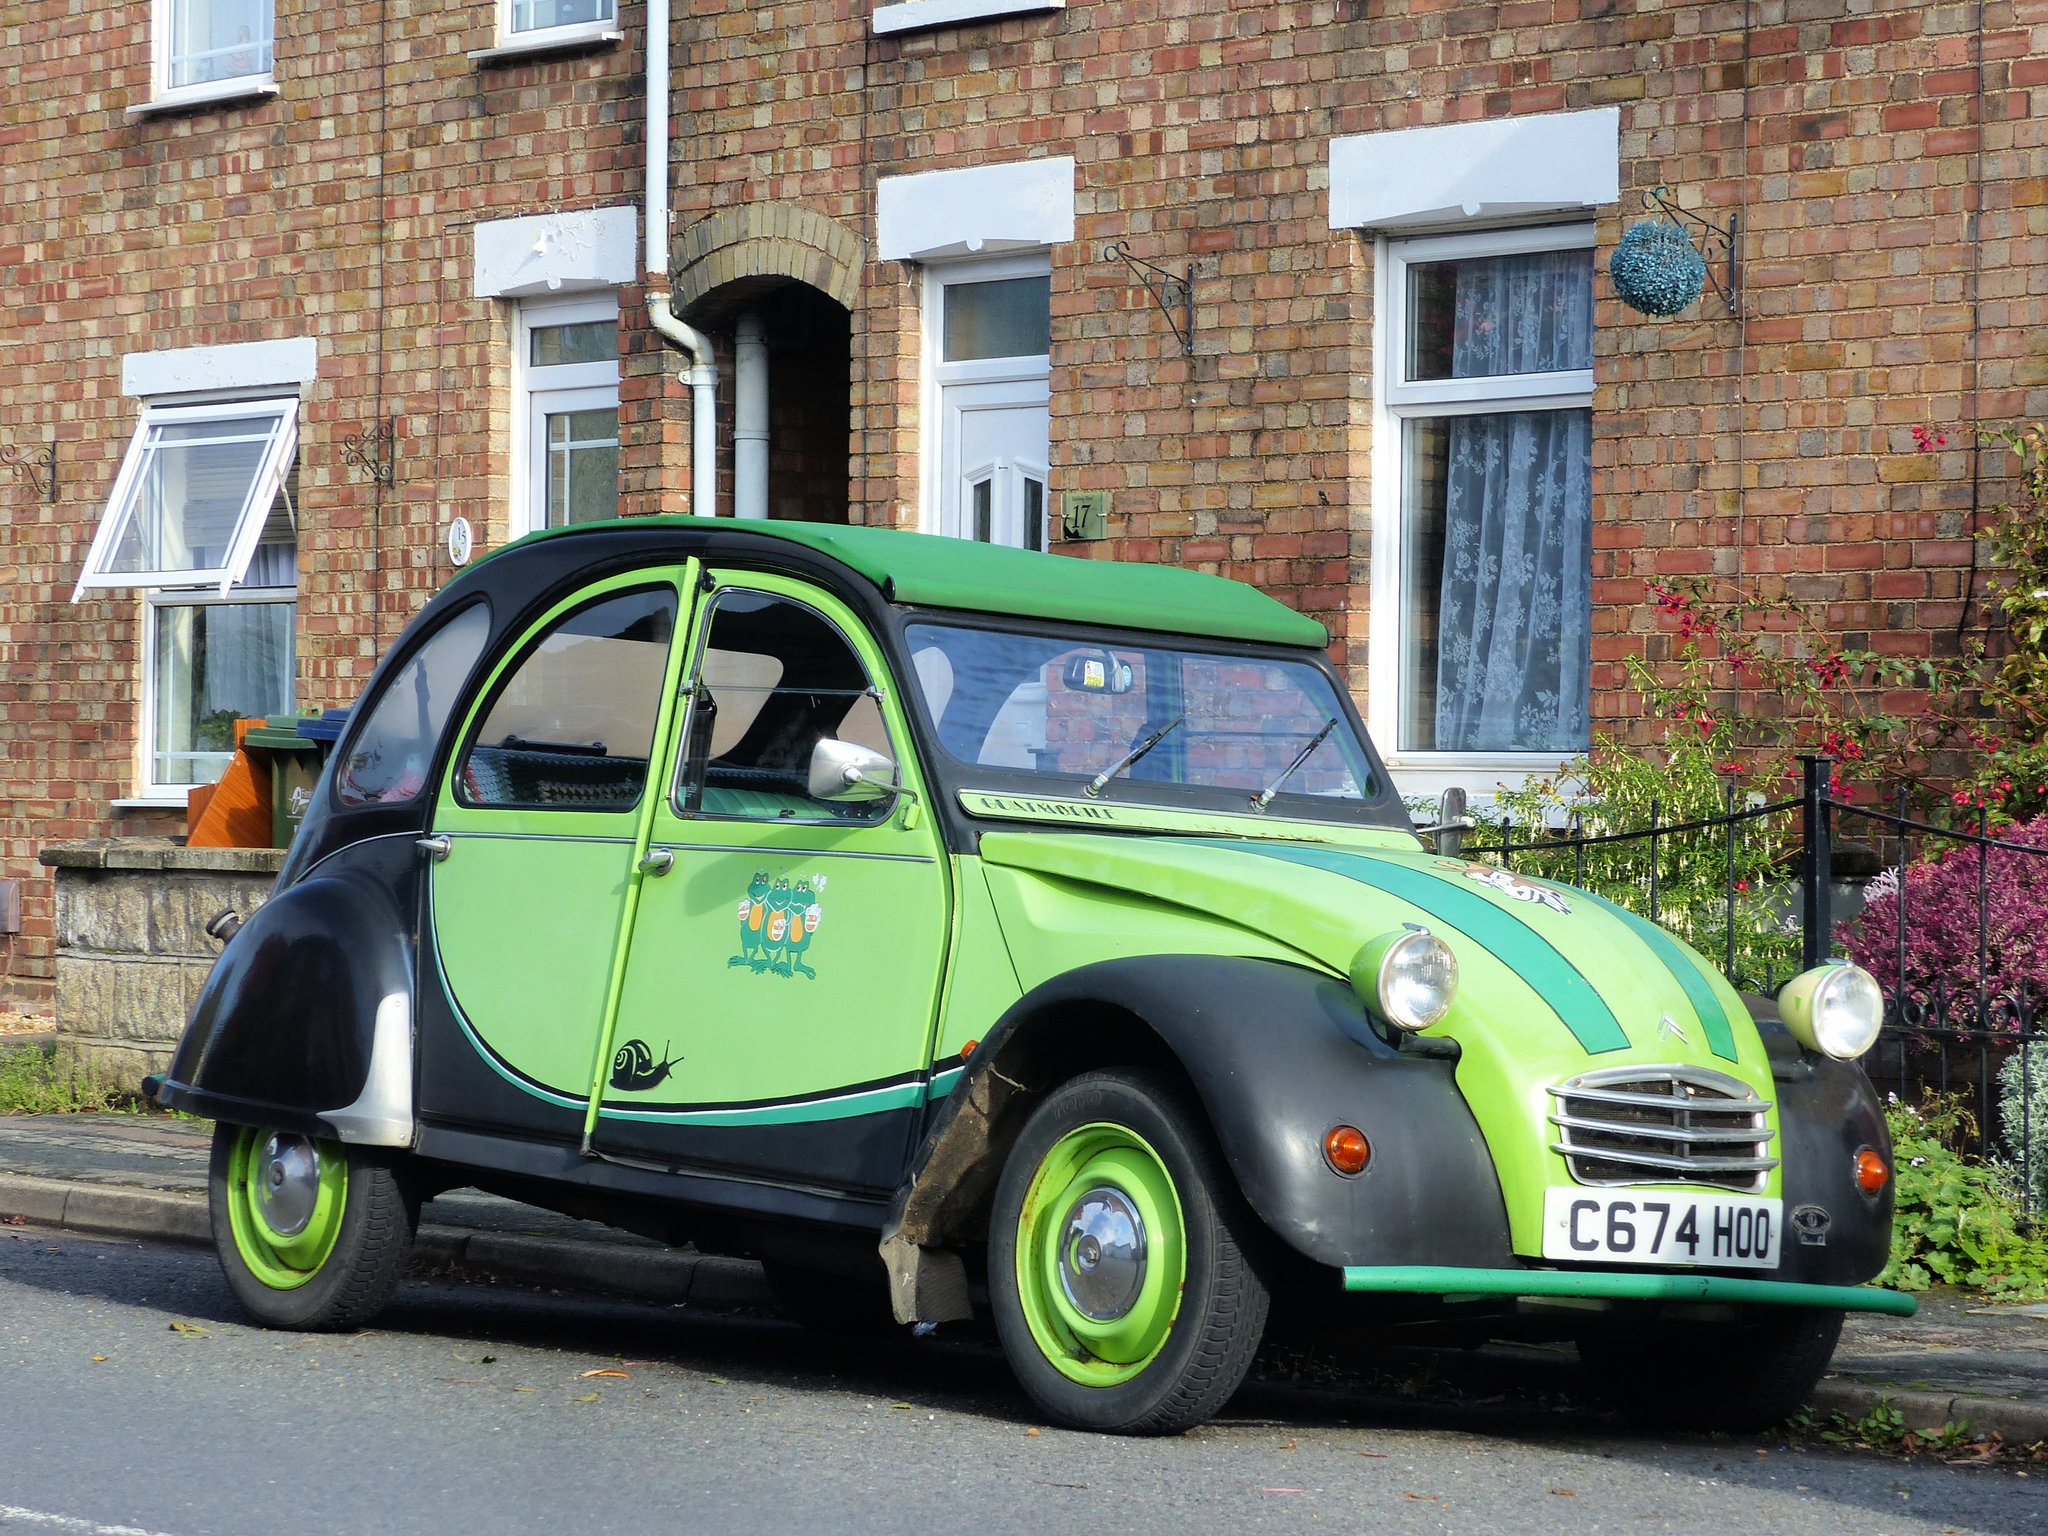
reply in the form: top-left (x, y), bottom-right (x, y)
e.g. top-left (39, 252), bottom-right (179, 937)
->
top-left (1370, 225), bottom-right (1596, 780)
top-left (925, 256), bottom-right (1052, 549)
top-left (74, 398), bottom-right (297, 601)
top-left (517, 299), bottom-right (621, 533)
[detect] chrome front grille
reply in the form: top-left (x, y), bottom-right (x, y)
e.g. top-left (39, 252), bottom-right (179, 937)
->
top-left (1548, 1066), bottom-right (1778, 1192)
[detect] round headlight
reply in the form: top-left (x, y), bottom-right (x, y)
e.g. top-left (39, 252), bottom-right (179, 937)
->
top-left (1352, 928), bottom-right (1459, 1032)
top-left (1779, 960), bottom-right (1884, 1060)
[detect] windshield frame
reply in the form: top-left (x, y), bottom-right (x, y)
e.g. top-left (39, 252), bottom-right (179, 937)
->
top-left (886, 606), bottom-right (1412, 832)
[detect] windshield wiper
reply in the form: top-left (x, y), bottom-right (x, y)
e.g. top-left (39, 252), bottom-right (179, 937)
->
top-left (1084, 714), bottom-right (1185, 799)
top-left (1251, 716), bottom-right (1338, 810)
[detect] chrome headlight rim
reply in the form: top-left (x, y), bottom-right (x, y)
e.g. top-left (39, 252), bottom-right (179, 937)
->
top-left (1782, 959), bottom-right (1885, 1061)
top-left (1371, 927), bottom-right (1460, 1032)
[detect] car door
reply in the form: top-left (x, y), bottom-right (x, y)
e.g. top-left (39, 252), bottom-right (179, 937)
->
top-left (587, 572), bottom-right (952, 1195)
top-left (426, 569), bottom-right (695, 1125)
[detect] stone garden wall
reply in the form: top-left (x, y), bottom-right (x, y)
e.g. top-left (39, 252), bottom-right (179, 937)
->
top-left (39, 842), bottom-right (285, 1090)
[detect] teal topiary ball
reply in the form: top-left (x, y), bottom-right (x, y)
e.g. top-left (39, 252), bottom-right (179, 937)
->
top-left (1609, 219), bottom-right (1708, 317)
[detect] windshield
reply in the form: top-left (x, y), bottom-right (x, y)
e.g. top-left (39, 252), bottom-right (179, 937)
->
top-left (905, 621), bottom-right (1376, 810)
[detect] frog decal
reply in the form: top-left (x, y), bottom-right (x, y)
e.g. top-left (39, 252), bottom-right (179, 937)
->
top-left (610, 1038), bottom-right (681, 1093)
top-left (731, 870), bottom-right (773, 971)
top-left (783, 876), bottom-right (824, 979)
top-left (731, 871), bottom-right (826, 978)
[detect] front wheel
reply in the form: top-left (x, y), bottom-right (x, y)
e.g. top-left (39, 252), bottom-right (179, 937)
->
top-left (209, 1123), bottom-right (417, 1330)
top-left (1577, 1307), bottom-right (1845, 1432)
top-left (988, 1069), bottom-right (1270, 1435)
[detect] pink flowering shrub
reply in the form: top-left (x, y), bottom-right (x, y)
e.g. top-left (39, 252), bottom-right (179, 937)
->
top-left (1842, 815), bottom-right (2048, 1007)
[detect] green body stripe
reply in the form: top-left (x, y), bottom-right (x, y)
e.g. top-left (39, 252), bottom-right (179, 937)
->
top-left (1206, 842), bottom-right (1631, 1055)
top-left (1341, 1265), bottom-right (1917, 1316)
top-left (1573, 888), bottom-right (1739, 1061)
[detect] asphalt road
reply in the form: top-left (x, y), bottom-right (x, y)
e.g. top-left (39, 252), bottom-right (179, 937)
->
top-left (1, 1226), bottom-right (2038, 1536)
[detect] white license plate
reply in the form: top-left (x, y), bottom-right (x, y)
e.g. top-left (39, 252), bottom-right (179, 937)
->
top-left (1541, 1188), bottom-right (1783, 1269)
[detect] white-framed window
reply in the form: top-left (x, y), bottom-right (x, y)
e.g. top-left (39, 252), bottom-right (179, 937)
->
top-left (143, 570), bottom-right (297, 798)
top-left (150, 0), bottom-right (275, 108)
top-left (514, 297), bottom-right (621, 534)
top-left (923, 255), bottom-right (1052, 551)
top-left (494, 0), bottom-right (618, 53)
top-left (75, 397), bottom-right (297, 600)
top-left (1369, 223), bottom-right (1596, 784)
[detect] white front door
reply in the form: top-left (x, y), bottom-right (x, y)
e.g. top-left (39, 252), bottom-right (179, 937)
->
top-left (926, 256), bottom-right (1052, 551)
top-left (944, 380), bottom-right (1050, 550)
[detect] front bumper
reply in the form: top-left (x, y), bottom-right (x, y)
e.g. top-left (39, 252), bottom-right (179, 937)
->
top-left (1342, 1265), bottom-right (1917, 1316)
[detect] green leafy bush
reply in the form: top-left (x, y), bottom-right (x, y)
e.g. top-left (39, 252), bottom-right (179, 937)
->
top-left (1998, 1047), bottom-right (2048, 1209)
top-left (1880, 1094), bottom-right (2048, 1300)
top-left (0, 1042), bottom-right (133, 1116)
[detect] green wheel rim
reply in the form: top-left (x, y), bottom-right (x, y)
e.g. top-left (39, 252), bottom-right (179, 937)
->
top-left (1015, 1121), bottom-right (1187, 1387)
top-left (224, 1126), bottom-right (348, 1291)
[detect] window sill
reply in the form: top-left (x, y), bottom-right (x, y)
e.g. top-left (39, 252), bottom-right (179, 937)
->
top-left (111, 798), bottom-right (188, 813)
top-left (873, 0), bottom-right (1063, 36)
top-left (469, 27), bottom-right (623, 65)
top-left (127, 78), bottom-right (279, 118)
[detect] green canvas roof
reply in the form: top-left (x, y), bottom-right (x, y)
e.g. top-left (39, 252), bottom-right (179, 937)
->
top-left (498, 516), bottom-right (1329, 649)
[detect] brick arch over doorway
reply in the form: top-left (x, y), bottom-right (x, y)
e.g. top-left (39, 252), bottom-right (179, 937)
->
top-left (670, 204), bottom-right (865, 316)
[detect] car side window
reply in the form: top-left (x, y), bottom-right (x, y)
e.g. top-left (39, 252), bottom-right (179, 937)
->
top-left (337, 602), bottom-right (492, 806)
top-left (677, 589), bottom-right (891, 823)
top-left (456, 586), bottom-right (676, 813)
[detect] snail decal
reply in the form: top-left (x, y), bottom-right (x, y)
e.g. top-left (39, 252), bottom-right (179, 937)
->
top-left (610, 1038), bottom-right (681, 1093)
top-left (730, 871), bottom-right (826, 977)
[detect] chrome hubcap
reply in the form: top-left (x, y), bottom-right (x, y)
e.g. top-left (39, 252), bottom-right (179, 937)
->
top-left (254, 1133), bottom-right (321, 1238)
top-left (1057, 1186), bottom-right (1147, 1322)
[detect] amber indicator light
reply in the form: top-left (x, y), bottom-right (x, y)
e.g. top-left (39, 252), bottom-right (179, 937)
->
top-left (1323, 1125), bottom-right (1371, 1177)
top-left (1855, 1148), bottom-right (1889, 1193)
top-left (960, 1039), bottom-right (979, 1058)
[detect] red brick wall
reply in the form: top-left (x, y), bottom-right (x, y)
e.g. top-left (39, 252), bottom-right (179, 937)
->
top-left (0, 0), bottom-right (677, 1001)
top-left (3, 0), bottom-right (2044, 1003)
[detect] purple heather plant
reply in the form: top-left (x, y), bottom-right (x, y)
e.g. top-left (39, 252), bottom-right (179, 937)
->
top-left (1842, 815), bottom-right (2048, 1011)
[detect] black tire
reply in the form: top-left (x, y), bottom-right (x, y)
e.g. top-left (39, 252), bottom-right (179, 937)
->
top-left (763, 1262), bottom-right (900, 1335)
top-left (208, 1122), bottom-right (417, 1331)
top-left (988, 1068), bottom-right (1270, 1435)
top-left (1578, 1307), bottom-right (1845, 1432)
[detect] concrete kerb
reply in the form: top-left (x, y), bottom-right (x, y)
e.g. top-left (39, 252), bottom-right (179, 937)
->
top-left (0, 1172), bottom-right (773, 1309)
top-left (1807, 1378), bottom-right (2048, 1448)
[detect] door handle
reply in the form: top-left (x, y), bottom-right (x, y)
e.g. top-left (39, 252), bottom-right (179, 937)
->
top-left (638, 848), bottom-right (675, 877)
top-left (416, 834), bottom-right (452, 863)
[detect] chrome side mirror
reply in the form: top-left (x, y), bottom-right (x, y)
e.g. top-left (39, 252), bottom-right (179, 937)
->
top-left (807, 738), bottom-right (900, 802)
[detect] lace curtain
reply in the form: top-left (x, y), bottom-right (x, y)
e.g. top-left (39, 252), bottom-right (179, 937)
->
top-left (1434, 251), bottom-right (1594, 754)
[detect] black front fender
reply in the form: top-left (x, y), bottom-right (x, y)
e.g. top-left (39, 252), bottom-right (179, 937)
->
top-left (887, 955), bottom-right (1514, 1273)
top-left (154, 836), bottom-right (417, 1144)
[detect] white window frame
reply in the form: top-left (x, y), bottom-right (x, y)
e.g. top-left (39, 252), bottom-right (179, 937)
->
top-left (919, 253), bottom-right (1053, 545)
top-left (488, 0), bottom-right (620, 56)
top-left (1368, 222), bottom-right (1596, 799)
top-left (513, 296), bottom-right (621, 536)
top-left (74, 396), bottom-right (298, 602)
top-left (144, 0), bottom-right (276, 114)
top-left (138, 583), bottom-right (297, 803)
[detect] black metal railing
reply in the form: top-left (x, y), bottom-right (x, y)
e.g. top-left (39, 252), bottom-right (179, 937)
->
top-left (1427, 756), bottom-right (2048, 1211)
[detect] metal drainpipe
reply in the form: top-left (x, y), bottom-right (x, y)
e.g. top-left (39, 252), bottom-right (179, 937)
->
top-left (733, 312), bottom-right (769, 519)
top-left (642, 0), bottom-right (720, 518)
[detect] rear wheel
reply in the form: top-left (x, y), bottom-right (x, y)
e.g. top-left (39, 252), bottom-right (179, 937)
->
top-left (1578, 1307), bottom-right (1845, 1432)
top-left (209, 1123), bottom-right (416, 1330)
top-left (988, 1069), bottom-right (1269, 1435)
